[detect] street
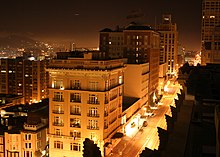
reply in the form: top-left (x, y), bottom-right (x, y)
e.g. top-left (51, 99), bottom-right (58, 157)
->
top-left (106, 80), bottom-right (181, 157)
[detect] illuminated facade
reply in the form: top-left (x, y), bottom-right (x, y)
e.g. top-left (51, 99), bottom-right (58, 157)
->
top-left (124, 63), bottom-right (149, 106)
top-left (157, 15), bottom-right (178, 76)
top-left (47, 55), bottom-right (125, 157)
top-left (3, 121), bottom-right (48, 157)
top-left (201, 0), bottom-right (220, 65)
top-left (0, 57), bottom-right (48, 104)
top-left (0, 100), bottom-right (48, 157)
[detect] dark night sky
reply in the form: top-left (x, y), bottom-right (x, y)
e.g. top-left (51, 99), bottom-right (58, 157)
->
top-left (0, 0), bottom-right (202, 50)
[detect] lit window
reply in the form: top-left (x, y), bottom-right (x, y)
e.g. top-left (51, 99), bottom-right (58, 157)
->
top-left (109, 41), bottom-right (112, 44)
top-left (70, 93), bottom-right (81, 102)
top-left (210, 15), bottom-right (215, 18)
top-left (88, 94), bottom-right (99, 104)
top-left (89, 81), bottom-right (98, 91)
top-left (119, 75), bottom-right (123, 84)
top-left (70, 118), bottom-right (81, 128)
top-left (53, 80), bottom-right (63, 89)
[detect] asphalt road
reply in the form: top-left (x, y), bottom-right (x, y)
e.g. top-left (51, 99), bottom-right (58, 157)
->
top-left (106, 81), bottom-right (181, 157)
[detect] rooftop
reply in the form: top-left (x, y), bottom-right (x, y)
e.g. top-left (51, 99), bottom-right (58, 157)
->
top-left (122, 96), bottom-right (139, 112)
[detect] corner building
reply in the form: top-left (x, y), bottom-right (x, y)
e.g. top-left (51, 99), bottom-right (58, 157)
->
top-left (47, 55), bottom-right (125, 157)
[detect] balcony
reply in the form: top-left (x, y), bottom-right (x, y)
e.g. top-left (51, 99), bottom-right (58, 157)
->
top-left (70, 123), bottom-right (81, 128)
top-left (104, 125), bottom-right (108, 129)
top-left (87, 100), bottom-right (100, 105)
top-left (70, 86), bottom-right (81, 90)
top-left (53, 122), bottom-right (64, 126)
top-left (70, 112), bottom-right (81, 116)
top-left (87, 113), bottom-right (100, 117)
top-left (70, 99), bottom-right (81, 103)
top-left (110, 95), bottom-right (117, 101)
top-left (110, 107), bottom-right (117, 113)
top-left (109, 118), bottom-right (117, 125)
top-left (52, 110), bottom-right (64, 114)
top-left (52, 98), bottom-right (64, 102)
top-left (87, 126), bottom-right (99, 130)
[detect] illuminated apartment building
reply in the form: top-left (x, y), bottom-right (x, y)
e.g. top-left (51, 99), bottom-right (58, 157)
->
top-left (0, 57), bottom-right (48, 104)
top-left (47, 53), bottom-right (124, 157)
top-left (99, 27), bottom-right (124, 59)
top-left (156, 15), bottom-right (178, 76)
top-left (201, 0), bottom-right (220, 65)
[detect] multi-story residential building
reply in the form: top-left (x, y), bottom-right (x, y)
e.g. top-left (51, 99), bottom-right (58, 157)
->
top-left (0, 57), bottom-right (49, 104)
top-left (123, 24), bottom-right (160, 103)
top-left (99, 27), bottom-right (124, 59)
top-left (156, 14), bottom-right (178, 76)
top-left (201, 0), bottom-right (220, 65)
top-left (47, 53), bottom-right (125, 157)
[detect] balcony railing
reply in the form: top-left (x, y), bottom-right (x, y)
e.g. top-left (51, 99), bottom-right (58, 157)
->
top-left (70, 123), bottom-right (81, 128)
top-left (70, 99), bottom-right (81, 103)
top-left (87, 100), bottom-right (100, 105)
top-left (87, 113), bottom-right (99, 117)
top-left (110, 95), bottom-right (117, 101)
top-left (70, 112), bottom-right (81, 116)
top-left (53, 98), bottom-right (64, 102)
top-left (53, 122), bottom-right (64, 126)
top-left (87, 126), bottom-right (99, 130)
top-left (70, 135), bottom-right (81, 139)
top-left (110, 107), bottom-right (117, 113)
top-left (70, 86), bottom-right (81, 90)
top-left (52, 110), bottom-right (64, 114)
top-left (109, 118), bottom-right (117, 125)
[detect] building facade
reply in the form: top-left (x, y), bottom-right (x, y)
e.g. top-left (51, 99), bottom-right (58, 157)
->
top-left (0, 57), bottom-right (49, 104)
top-left (47, 56), bottom-right (125, 157)
top-left (201, 0), bottom-right (220, 65)
top-left (99, 28), bottom-right (124, 59)
top-left (157, 15), bottom-right (178, 76)
top-left (124, 63), bottom-right (149, 106)
top-left (3, 122), bottom-right (47, 157)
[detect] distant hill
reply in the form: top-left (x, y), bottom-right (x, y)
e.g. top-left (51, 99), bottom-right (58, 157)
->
top-left (0, 35), bottom-right (39, 48)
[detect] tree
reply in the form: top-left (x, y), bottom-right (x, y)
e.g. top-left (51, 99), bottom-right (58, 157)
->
top-left (83, 138), bottom-right (101, 157)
